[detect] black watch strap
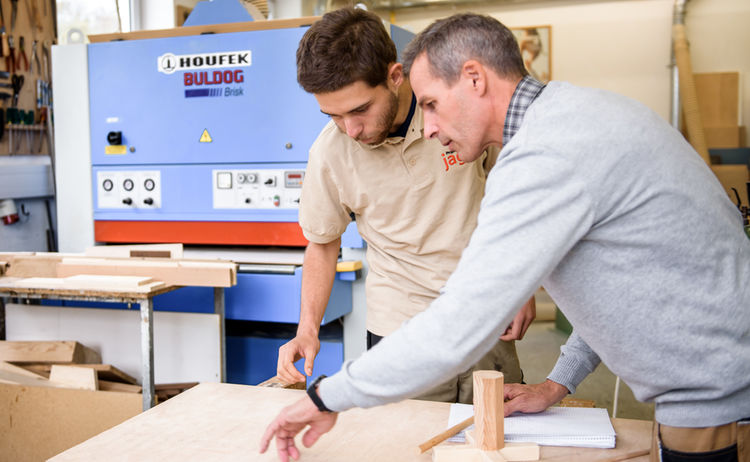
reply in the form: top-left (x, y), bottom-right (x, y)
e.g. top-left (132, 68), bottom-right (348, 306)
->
top-left (307, 375), bottom-right (333, 413)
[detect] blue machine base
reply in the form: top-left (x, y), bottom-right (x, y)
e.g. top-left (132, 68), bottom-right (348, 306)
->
top-left (226, 320), bottom-right (343, 385)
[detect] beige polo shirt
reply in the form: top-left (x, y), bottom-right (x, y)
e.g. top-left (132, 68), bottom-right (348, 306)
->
top-left (299, 104), bottom-right (495, 336)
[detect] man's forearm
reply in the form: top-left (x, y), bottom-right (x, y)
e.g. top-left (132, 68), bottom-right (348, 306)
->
top-left (298, 238), bottom-right (341, 336)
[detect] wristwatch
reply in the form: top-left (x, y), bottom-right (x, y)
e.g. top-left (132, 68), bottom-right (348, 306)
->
top-left (307, 375), bottom-right (333, 413)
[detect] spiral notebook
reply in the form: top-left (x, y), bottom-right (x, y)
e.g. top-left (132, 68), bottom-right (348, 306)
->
top-left (447, 403), bottom-right (617, 449)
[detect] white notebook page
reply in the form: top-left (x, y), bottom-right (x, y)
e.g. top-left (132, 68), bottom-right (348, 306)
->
top-left (447, 403), bottom-right (616, 448)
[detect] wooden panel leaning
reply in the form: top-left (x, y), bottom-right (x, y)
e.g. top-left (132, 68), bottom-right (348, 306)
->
top-left (22, 363), bottom-right (137, 384)
top-left (0, 341), bottom-right (101, 364)
top-left (49, 365), bottom-right (99, 391)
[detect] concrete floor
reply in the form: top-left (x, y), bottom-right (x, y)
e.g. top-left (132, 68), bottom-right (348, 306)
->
top-left (516, 321), bottom-right (654, 421)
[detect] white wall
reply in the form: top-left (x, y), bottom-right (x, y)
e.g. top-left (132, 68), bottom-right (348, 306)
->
top-left (388, 0), bottom-right (750, 129)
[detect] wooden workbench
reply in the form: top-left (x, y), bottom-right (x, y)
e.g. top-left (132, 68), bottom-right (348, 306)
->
top-left (0, 277), bottom-right (226, 411)
top-left (50, 383), bottom-right (652, 461)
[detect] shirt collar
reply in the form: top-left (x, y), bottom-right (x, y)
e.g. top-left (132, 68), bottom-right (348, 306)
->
top-left (503, 75), bottom-right (546, 145)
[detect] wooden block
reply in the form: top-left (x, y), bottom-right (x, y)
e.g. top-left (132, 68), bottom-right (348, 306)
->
top-left (98, 380), bottom-right (142, 394)
top-left (436, 435), bottom-right (538, 462)
top-left (432, 445), bottom-right (485, 462)
top-left (466, 429), bottom-right (476, 445)
top-left (85, 243), bottom-right (184, 259)
top-left (480, 450), bottom-right (507, 462)
top-left (0, 341), bottom-right (102, 364)
top-left (711, 164), bottom-right (750, 207)
top-left (694, 72), bottom-right (739, 127)
top-left (50, 365), bottom-right (99, 391)
top-left (473, 370), bottom-right (505, 451)
top-left (257, 375), bottom-right (306, 390)
top-left (499, 443), bottom-right (540, 461)
top-left (23, 364), bottom-right (137, 385)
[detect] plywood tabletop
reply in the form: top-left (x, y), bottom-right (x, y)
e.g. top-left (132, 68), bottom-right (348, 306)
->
top-left (50, 383), bottom-right (653, 461)
top-left (0, 276), bottom-right (178, 301)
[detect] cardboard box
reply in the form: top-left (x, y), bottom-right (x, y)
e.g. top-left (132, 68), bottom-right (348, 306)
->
top-left (0, 383), bottom-right (141, 461)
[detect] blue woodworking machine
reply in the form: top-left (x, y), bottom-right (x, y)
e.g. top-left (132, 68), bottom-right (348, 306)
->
top-left (86, 18), bottom-right (362, 385)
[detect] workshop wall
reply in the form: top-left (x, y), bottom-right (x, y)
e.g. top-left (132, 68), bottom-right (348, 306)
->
top-left (0, 198), bottom-right (55, 251)
top-left (0, 0), bottom-right (56, 252)
top-left (388, 0), bottom-right (750, 129)
top-left (0, 0), bottom-right (56, 156)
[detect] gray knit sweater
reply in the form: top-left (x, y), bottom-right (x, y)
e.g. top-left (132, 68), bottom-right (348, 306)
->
top-left (319, 82), bottom-right (750, 427)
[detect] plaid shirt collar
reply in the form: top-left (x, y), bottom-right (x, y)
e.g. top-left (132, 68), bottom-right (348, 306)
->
top-left (503, 75), bottom-right (546, 145)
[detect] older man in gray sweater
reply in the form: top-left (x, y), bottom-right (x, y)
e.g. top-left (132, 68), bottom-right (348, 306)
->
top-left (261, 13), bottom-right (750, 462)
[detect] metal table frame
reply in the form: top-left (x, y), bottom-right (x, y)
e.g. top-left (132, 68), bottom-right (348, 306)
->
top-left (0, 285), bottom-right (226, 411)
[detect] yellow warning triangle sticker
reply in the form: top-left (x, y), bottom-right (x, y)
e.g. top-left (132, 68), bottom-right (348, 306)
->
top-left (199, 129), bottom-right (213, 143)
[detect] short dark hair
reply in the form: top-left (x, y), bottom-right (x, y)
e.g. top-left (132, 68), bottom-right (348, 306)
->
top-left (403, 13), bottom-right (527, 85)
top-left (297, 8), bottom-right (397, 94)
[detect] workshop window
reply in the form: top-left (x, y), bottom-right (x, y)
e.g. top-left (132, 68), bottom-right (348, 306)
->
top-left (57, 0), bottom-right (132, 44)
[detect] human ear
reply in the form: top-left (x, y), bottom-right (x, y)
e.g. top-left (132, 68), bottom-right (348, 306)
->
top-left (461, 60), bottom-right (486, 95)
top-left (388, 62), bottom-right (404, 89)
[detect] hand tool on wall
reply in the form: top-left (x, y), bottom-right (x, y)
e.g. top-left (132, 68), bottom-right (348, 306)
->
top-left (1, 32), bottom-right (7, 59)
top-left (10, 0), bottom-right (18, 34)
top-left (11, 73), bottom-right (23, 107)
top-left (25, 0), bottom-right (42, 34)
top-left (6, 36), bottom-right (15, 73)
top-left (16, 36), bottom-right (28, 72)
top-left (0, 1), bottom-right (6, 58)
top-left (41, 40), bottom-right (48, 79)
top-left (49, 0), bottom-right (56, 38)
top-left (30, 39), bottom-right (38, 74)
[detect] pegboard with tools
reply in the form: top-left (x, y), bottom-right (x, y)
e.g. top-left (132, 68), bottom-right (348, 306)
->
top-left (0, 0), bottom-right (56, 156)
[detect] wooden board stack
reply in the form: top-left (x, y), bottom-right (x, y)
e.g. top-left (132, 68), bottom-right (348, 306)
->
top-left (0, 245), bottom-right (238, 289)
top-left (0, 340), bottom-right (140, 392)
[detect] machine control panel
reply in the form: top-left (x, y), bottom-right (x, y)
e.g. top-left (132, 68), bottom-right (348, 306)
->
top-left (97, 170), bottom-right (162, 209)
top-left (213, 169), bottom-right (304, 209)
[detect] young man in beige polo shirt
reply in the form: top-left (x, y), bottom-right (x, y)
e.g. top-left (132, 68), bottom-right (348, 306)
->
top-left (276, 7), bottom-right (535, 404)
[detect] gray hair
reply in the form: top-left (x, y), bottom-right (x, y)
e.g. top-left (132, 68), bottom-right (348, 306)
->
top-left (403, 13), bottom-right (527, 85)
